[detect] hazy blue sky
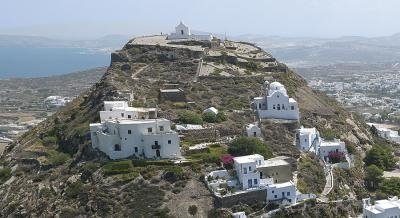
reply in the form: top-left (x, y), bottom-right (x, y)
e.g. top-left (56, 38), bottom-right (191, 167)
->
top-left (2, 0), bottom-right (400, 39)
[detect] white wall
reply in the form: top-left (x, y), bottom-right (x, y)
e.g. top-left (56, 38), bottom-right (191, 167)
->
top-left (266, 183), bottom-right (297, 205)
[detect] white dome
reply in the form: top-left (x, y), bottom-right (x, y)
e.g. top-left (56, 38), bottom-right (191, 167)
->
top-left (269, 81), bottom-right (287, 95)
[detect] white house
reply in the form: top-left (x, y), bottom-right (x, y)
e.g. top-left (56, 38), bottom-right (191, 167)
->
top-left (90, 101), bottom-right (181, 160)
top-left (100, 101), bottom-right (157, 122)
top-left (253, 81), bottom-right (299, 120)
top-left (246, 123), bottom-right (261, 137)
top-left (363, 197), bottom-right (400, 218)
top-left (319, 139), bottom-right (346, 162)
top-left (167, 21), bottom-right (213, 41)
top-left (295, 127), bottom-right (321, 153)
top-left (203, 107), bottom-right (219, 115)
top-left (233, 154), bottom-right (264, 189)
top-left (266, 181), bottom-right (297, 205)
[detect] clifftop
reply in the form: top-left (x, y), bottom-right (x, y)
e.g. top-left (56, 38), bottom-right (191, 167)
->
top-left (0, 35), bottom-right (376, 217)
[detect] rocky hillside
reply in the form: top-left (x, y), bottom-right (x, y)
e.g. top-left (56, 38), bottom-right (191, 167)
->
top-left (0, 35), bottom-right (378, 217)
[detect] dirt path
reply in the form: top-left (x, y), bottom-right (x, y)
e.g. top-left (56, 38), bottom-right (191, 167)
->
top-left (165, 179), bottom-right (214, 218)
top-left (131, 65), bottom-right (148, 79)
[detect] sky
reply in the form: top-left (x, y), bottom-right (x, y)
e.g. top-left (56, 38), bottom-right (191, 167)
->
top-left (1, 0), bottom-right (400, 39)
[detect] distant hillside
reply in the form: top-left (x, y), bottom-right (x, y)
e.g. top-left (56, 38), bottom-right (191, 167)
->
top-left (0, 36), bottom-right (382, 217)
top-left (236, 33), bottom-right (400, 67)
top-left (0, 34), bottom-right (130, 49)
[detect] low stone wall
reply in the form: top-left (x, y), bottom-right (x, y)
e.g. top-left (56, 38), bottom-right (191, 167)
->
top-left (215, 189), bottom-right (266, 208)
top-left (182, 128), bottom-right (220, 143)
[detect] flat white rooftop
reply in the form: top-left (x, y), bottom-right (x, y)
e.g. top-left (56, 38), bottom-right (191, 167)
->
top-left (260, 159), bottom-right (289, 168)
top-left (233, 154), bottom-right (263, 164)
top-left (107, 118), bottom-right (169, 124)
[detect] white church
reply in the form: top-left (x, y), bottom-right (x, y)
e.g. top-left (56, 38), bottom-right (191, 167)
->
top-left (89, 101), bottom-right (181, 160)
top-left (167, 21), bottom-right (213, 41)
top-left (253, 81), bottom-right (300, 120)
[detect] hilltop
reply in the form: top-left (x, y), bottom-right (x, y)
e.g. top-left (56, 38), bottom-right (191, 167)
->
top-left (0, 34), bottom-right (381, 217)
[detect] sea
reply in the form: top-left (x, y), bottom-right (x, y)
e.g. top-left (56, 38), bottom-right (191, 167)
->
top-left (0, 47), bottom-right (110, 79)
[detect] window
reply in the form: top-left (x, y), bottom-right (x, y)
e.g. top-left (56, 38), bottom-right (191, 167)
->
top-left (253, 132), bottom-right (257, 137)
top-left (254, 179), bottom-right (258, 185)
top-left (277, 104), bottom-right (281, 110)
top-left (181, 30), bottom-right (184, 35)
top-left (125, 138), bottom-right (127, 140)
top-left (282, 104), bottom-right (285, 110)
top-left (259, 103), bottom-right (261, 109)
top-left (304, 138), bottom-right (307, 142)
top-left (249, 166), bottom-right (252, 172)
top-left (287, 192), bottom-right (290, 196)
top-left (128, 115), bottom-right (131, 118)
top-left (134, 147), bottom-right (138, 153)
top-left (121, 113), bottom-right (124, 117)
top-left (291, 106), bottom-right (295, 110)
top-left (168, 140), bottom-right (171, 144)
top-left (128, 130), bottom-right (132, 134)
top-left (276, 172), bottom-right (278, 175)
top-left (274, 195), bottom-right (277, 198)
top-left (114, 144), bottom-right (121, 151)
top-left (159, 126), bottom-right (164, 131)
top-left (148, 127), bottom-right (153, 133)
top-left (272, 190), bottom-right (274, 193)
top-left (273, 105), bottom-right (276, 109)
top-left (277, 95), bottom-right (279, 98)
top-left (288, 199), bottom-right (291, 203)
top-left (155, 141), bottom-right (158, 146)
top-left (244, 167), bottom-right (247, 174)
top-left (258, 160), bottom-right (261, 165)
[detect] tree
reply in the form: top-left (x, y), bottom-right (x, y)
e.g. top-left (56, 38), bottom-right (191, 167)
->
top-left (364, 144), bottom-right (396, 170)
top-left (179, 111), bottom-right (203, 124)
top-left (228, 137), bottom-right (272, 158)
top-left (365, 164), bottom-right (383, 190)
top-left (188, 205), bottom-right (198, 216)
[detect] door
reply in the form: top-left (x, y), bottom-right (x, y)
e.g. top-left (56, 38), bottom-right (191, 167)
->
top-left (248, 179), bottom-right (253, 188)
top-left (156, 149), bottom-right (161, 157)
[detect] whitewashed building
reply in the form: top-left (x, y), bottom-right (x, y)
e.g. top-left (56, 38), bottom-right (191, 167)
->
top-left (363, 197), bottom-right (400, 218)
top-left (100, 101), bottom-right (157, 122)
top-left (203, 107), bottom-right (219, 115)
top-left (253, 81), bottom-right (299, 120)
top-left (246, 123), bottom-right (261, 137)
top-left (319, 139), bottom-right (346, 162)
top-left (44, 96), bottom-right (71, 108)
top-left (266, 181), bottom-right (297, 205)
top-left (233, 154), bottom-right (264, 189)
top-left (167, 21), bottom-right (213, 41)
top-left (90, 101), bottom-right (181, 160)
top-left (295, 127), bottom-right (321, 153)
top-left (368, 123), bottom-right (400, 144)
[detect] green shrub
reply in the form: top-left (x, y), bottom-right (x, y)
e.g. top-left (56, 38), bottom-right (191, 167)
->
top-left (47, 150), bottom-right (70, 166)
top-left (228, 137), bottom-right (273, 158)
top-left (0, 167), bottom-right (12, 184)
top-left (379, 177), bottom-right (400, 196)
top-left (42, 136), bottom-right (57, 146)
top-left (320, 129), bottom-right (337, 140)
top-left (179, 111), bottom-right (203, 124)
top-left (65, 181), bottom-right (84, 198)
top-left (188, 205), bottom-right (198, 216)
top-left (102, 160), bottom-right (134, 176)
top-left (216, 112), bottom-right (227, 122)
top-left (202, 112), bottom-right (217, 123)
top-left (365, 164), bottom-right (383, 190)
top-left (164, 166), bottom-right (185, 183)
